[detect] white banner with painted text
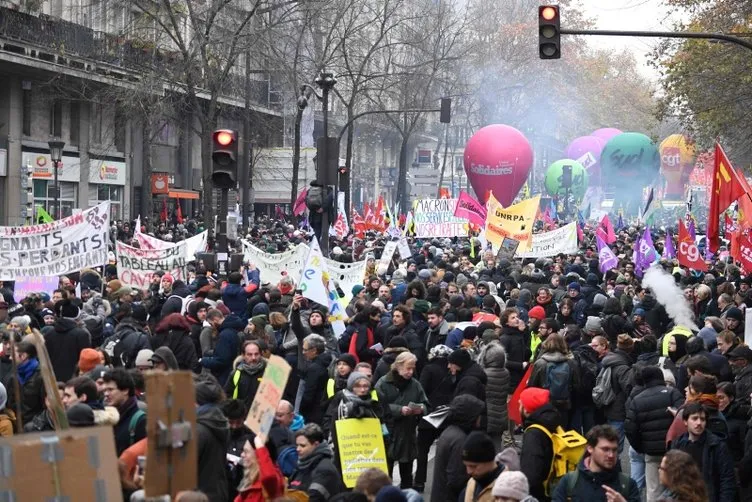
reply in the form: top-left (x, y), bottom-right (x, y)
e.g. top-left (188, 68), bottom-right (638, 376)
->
top-left (516, 222), bottom-right (578, 258)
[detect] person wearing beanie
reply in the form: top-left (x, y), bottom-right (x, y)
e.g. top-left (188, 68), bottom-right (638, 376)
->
top-left (492, 471), bottom-right (533, 501)
top-left (518, 387), bottom-right (563, 500)
top-left (458, 431), bottom-right (504, 502)
top-left (371, 336), bottom-right (409, 385)
top-left (724, 307), bottom-right (744, 337)
top-left (134, 349), bottom-right (154, 371)
top-left (43, 299), bottom-right (91, 382)
top-left (327, 353), bottom-right (357, 400)
top-left (106, 279), bottom-right (123, 298)
top-left (77, 348), bottom-right (101, 374)
top-left (66, 402), bottom-right (95, 427)
top-left (448, 349), bottom-right (488, 401)
top-left (100, 302), bottom-right (152, 370)
top-left (431, 394), bottom-right (486, 500)
top-left (193, 373), bottom-right (230, 502)
top-left (0, 382), bottom-right (15, 437)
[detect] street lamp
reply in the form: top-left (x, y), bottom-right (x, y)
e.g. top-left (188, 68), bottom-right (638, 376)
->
top-left (48, 139), bottom-right (65, 220)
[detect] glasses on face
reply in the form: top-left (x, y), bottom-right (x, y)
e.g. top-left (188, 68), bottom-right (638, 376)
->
top-left (353, 383), bottom-right (370, 389)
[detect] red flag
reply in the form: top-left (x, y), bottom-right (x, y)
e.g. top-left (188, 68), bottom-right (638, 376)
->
top-left (576, 223), bottom-right (585, 243)
top-left (375, 196), bottom-right (385, 227)
top-left (293, 188), bottom-right (308, 216)
top-left (738, 234), bottom-right (752, 274)
top-left (176, 203), bottom-right (184, 224)
top-left (708, 143), bottom-right (747, 252)
top-left (508, 365), bottom-right (534, 425)
top-left (160, 199), bottom-right (168, 222)
top-left (737, 169), bottom-right (752, 232)
top-left (595, 215), bottom-right (616, 244)
top-left (677, 220), bottom-right (706, 271)
top-left (439, 187), bottom-right (450, 199)
top-left (333, 212), bottom-right (348, 239)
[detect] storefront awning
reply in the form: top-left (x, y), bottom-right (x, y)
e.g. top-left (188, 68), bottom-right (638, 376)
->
top-left (168, 189), bottom-right (200, 200)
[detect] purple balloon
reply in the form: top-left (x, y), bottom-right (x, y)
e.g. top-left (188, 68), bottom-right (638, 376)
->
top-left (564, 136), bottom-right (604, 173)
top-left (592, 127), bottom-right (623, 143)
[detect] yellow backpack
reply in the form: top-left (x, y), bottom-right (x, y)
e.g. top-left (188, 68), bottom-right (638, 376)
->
top-left (525, 424), bottom-right (587, 496)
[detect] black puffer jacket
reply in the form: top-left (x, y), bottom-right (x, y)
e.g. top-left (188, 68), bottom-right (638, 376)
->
top-left (100, 319), bottom-right (151, 368)
top-left (152, 314), bottom-right (198, 371)
top-left (299, 351), bottom-right (334, 426)
top-left (478, 341), bottom-right (510, 434)
top-left (624, 378), bottom-right (684, 456)
top-left (418, 356), bottom-right (455, 415)
top-left (43, 318), bottom-right (91, 382)
top-left (722, 399), bottom-right (748, 463)
top-left (521, 403), bottom-right (563, 501)
top-left (453, 361), bottom-right (487, 401)
top-left (600, 349), bottom-right (634, 421)
top-left (499, 325), bottom-right (529, 388)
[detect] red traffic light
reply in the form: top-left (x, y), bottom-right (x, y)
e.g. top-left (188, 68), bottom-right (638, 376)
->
top-left (540, 5), bottom-right (558, 21)
top-left (214, 130), bottom-right (234, 146)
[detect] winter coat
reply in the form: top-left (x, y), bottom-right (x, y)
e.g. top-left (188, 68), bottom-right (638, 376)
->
top-left (721, 399), bottom-right (748, 463)
top-left (201, 314), bottom-right (243, 385)
top-left (454, 362), bottom-right (488, 401)
top-left (477, 341), bottom-right (510, 434)
top-left (290, 309), bottom-right (339, 367)
top-left (197, 405), bottom-right (230, 502)
top-left (375, 370), bottom-right (429, 463)
top-left (101, 319), bottom-right (151, 369)
top-left (233, 445), bottom-right (285, 502)
top-left (385, 323), bottom-right (425, 369)
top-left (222, 283), bottom-right (254, 318)
top-left (735, 364), bottom-right (752, 408)
top-left (499, 325), bottom-right (530, 388)
top-left (113, 397), bottom-right (147, 456)
top-left (43, 318), bottom-right (91, 382)
top-left (299, 351), bottom-right (334, 425)
top-left (425, 319), bottom-right (450, 352)
top-left (551, 456), bottom-right (640, 502)
top-left (225, 361), bottom-right (265, 407)
top-left (11, 362), bottom-right (45, 424)
top-left (288, 442), bottom-right (343, 502)
top-left (599, 349), bottom-right (634, 421)
top-left (529, 351), bottom-right (580, 411)
top-left (324, 389), bottom-right (387, 470)
top-left (160, 283), bottom-right (193, 318)
top-left (418, 356), bottom-right (455, 422)
top-left (152, 314), bottom-right (198, 371)
top-left (372, 347), bottom-right (408, 386)
top-left (521, 403), bottom-right (564, 501)
top-left (601, 314), bottom-right (629, 349)
top-left (0, 409), bottom-right (15, 436)
top-left (670, 431), bottom-right (737, 502)
top-left (624, 378), bottom-right (684, 456)
top-left (347, 321), bottom-right (381, 367)
top-left (80, 294), bottom-right (112, 347)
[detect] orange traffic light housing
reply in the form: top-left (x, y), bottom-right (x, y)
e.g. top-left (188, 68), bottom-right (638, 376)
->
top-left (212, 129), bottom-right (238, 189)
top-left (539, 5), bottom-right (561, 59)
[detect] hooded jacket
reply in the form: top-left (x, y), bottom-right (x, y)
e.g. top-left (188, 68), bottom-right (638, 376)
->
top-left (288, 442), bottom-right (343, 502)
top-left (153, 313), bottom-right (198, 371)
top-left (80, 294), bottom-right (112, 347)
top-left (521, 403), bottom-right (564, 501)
top-left (624, 377), bottom-right (684, 456)
top-left (599, 349), bottom-right (634, 421)
top-left (201, 314), bottom-right (243, 385)
top-left (453, 361), bottom-right (488, 401)
top-left (160, 282), bottom-right (192, 318)
top-left (222, 283), bottom-right (254, 318)
top-left (152, 346), bottom-right (179, 370)
top-left (44, 317), bottom-right (92, 382)
top-left (196, 405), bottom-right (230, 502)
top-left (478, 341), bottom-right (510, 434)
top-left (299, 351), bottom-right (334, 425)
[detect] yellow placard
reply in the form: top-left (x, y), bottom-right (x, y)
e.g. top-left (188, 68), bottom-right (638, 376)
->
top-left (335, 417), bottom-right (389, 488)
top-left (485, 194), bottom-right (540, 253)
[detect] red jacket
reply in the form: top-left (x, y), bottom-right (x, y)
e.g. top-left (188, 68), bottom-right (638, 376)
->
top-left (233, 446), bottom-right (285, 502)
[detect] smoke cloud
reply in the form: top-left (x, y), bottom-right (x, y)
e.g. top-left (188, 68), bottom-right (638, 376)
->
top-left (641, 265), bottom-right (698, 332)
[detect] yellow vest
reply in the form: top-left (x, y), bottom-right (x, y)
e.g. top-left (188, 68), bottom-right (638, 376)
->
top-left (326, 378), bottom-right (378, 401)
top-left (530, 332), bottom-right (542, 361)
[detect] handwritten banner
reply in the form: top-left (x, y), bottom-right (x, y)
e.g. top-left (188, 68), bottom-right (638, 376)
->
top-left (245, 355), bottom-right (291, 442)
top-left (134, 230), bottom-right (208, 262)
top-left (516, 222), bottom-right (578, 258)
top-left (116, 240), bottom-right (189, 290)
top-left (454, 191), bottom-right (487, 226)
top-left (0, 201), bottom-right (110, 280)
top-left (413, 198), bottom-right (466, 238)
top-left (336, 417), bottom-right (389, 488)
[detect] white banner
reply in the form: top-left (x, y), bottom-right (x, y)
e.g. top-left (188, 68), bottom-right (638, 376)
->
top-left (379, 241), bottom-right (397, 269)
top-left (134, 229), bottom-right (208, 261)
top-left (0, 201), bottom-right (110, 280)
top-left (300, 237), bottom-right (346, 336)
top-left (516, 222), bottom-right (578, 258)
top-left (116, 240), bottom-right (190, 290)
top-left (413, 198), bottom-right (466, 238)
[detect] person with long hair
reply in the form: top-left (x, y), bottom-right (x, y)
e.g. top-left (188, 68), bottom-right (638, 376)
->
top-left (666, 374), bottom-right (727, 444)
top-left (234, 436), bottom-right (285, 502)
top-left (657, 450), bottom-right (708, 502)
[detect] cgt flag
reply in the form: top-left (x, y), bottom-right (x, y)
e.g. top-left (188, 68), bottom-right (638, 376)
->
top-left (708, 143), bottom-right (746, 253)
top-left (677, 220), bottom-right (706, 271)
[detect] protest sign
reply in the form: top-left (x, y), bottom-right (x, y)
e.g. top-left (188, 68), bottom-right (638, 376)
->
top-left (413, 198), bottom-right (466, 238)
top-left (454, 191), bottom-right (487, 226)
top-left (397, 237), bottom-right (412, 260)
top-left (516, 222), bottom-right (578, 258)
top-left (299, 237), bottom-right (347, 335)
top-left (245, 355), bottom-right (291, 442)
top-left (116, 240), bottom-right (190, 290)
top-left (485, 194), bottom-right (540, 253)
top-left (0, 201), bottom-right (110, 280)
top-left (379, 241), bottom-right (397, 269)
top-left (597, 235), bottom-right (618, 273)
top-left (135, 229), bottom-right (208, 261)
top-left (13, 276), bottom-right (60, 302)
top-left (335, 417), bottom-right (389, 488)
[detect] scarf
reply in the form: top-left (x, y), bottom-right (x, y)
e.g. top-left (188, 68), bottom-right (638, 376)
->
top-left (338, 390), bottom-right (376, 421)
top-left (238, 360), bottom-right (266, 375)
top-left (296, 442), bottom-right (331, 471)
top-left (17, 358), bottom-right (39, 385)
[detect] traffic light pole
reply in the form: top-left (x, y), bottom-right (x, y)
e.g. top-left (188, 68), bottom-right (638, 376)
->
top-left (559, 28), bottom-right (752, 52)
top-left (314, 72), bottom-right (337, 258)
top-left (218, 189), bottom-right (229, 275)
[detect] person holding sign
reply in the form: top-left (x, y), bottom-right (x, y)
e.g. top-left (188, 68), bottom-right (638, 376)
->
top-left (233, 435), bottom-right (285, 502)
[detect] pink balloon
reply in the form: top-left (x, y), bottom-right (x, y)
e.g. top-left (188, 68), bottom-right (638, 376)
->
top-left (463, 125), bottom-right (533, 206)
top-left (591, 128), bottom-right (622, 144)
top-left (565, 135), bottom-right (605, 175)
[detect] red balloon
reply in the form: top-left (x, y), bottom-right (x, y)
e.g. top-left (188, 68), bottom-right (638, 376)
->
top-left (463, 125), bottom-right (533, 206)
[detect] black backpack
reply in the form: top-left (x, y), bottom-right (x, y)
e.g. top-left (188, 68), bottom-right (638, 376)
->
top-left (572, 347), bottom-right (599, 396)
top-left (306, 185), bottom-right (325, 212)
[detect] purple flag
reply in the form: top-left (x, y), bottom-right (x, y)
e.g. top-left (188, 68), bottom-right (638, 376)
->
top-left (663, 230), bottom-right (676, 259)
top-left (633, 238), bottom-right (645, 277)
top-left (688, 218), bottom-right (696, 240)
top-left (638, 227), bottom-right (659, 268)
top-left (597, 235), bottom-right (618, 274)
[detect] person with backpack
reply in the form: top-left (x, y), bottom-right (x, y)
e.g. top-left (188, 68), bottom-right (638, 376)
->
top-left (160, 279), bottom-right (193, 318)
top-left (201, 313), bottom-right (244, 385)
top-left (569, 329), bottom-right (600, 435)
top-left (102, 368), bottom-right (146, 456)
top-left (100, 304), bottom-right (152, 369)
top-left (152, 313), bottom-right (199, 371)
top-left (528, 333), bottom-right (580, 427)
top-left (551, 425), bottom-right (640, 502)
top-left (519, 387), bottom-right (564, 501)
top-left (593, 334), bottom-right (635, 454)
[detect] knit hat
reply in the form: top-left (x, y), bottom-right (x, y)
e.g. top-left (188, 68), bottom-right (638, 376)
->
top-left (388, 336), bottom-right (408, 349)
top-left (495, 447), bottom-right (521, 471)
top-left (134, 349), bottom-right (154, 368)
top-left (194, 374), bottom-right (224, 405)
top-left (107, 280), bottom-right (122, 292)
top-left (728, 345), bottom-right (752, 362)
top-left (78, 348), bottom-right (101, 374)
top-left (726, 307), bottom-right (744, 322)
top-left (351, 284), bottom-right (365, 296)
top-left (592, 293), bottom-right (608, 308)
top-left (481, 329), bottom-right (499, 344)
top-left (336, 353), bottom-right (357, 370)
top-left (418, 269), bottom-right (432, 280)
top-left (567, 282), bottom-right (580, 291)
top-left (130, 304), bottom-right (148, 323)
top-left (519, 387), bottom-right (550, 415)
top-left (492, 471), bottom-right (530, 499)
top-left (528, 306), bottom-right (546, 321)
top-left (461, 431), bottom-right (496, 463)
top-left (391, 268), bottom-right (406, 285)
top-left (346, 372), bottom-right (370, 391)
top-left (66, 403), bottom-right (95, 427)
top-left (87, 365), bottom-right (108, 381)
top-left (375, 486), bottom-right (407, 502)
top-left (633, 308), bottom-right (646, 317)
top-left (428, 344), bottom-right (453, 361)
top-left (413, 299), bottom-right (431, 314)
top-left (41, 308), bottom-right (55, 319)
top-left (55, 299), bottom-right (80, 320)
top-left (448, 349), bottom-right (472, 369)
top-left (162, 273), bottom-right (174, 284)
top-left (585, 316), bottom-right (603, 333)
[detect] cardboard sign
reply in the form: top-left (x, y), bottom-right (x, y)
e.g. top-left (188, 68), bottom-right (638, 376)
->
top-left (245, 355), bottom-right (292, 442)
top-left (13, 276), bottom-right (59, 302)
top-left (0, 201), bottom-right (110, 280)
top-left (335, 417), bottom-right (389, 488)
top-left (413, 198), bottom-right (466, 238)
top-left (397, 237), bottom-right (412, 260)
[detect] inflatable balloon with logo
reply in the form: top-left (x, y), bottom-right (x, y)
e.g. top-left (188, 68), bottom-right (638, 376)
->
top-left (659, 134), bottom-right (696, 199)
top-left (463, 124), bottom-right (533, 206)
top-left (564, 135), bottom-right (605, 184)
top-left (600, 132), bottom-right (660, 181)
top-left (591, 127), bottom-right (623, 144)
top-left (544, 159), bottom-right (589, 200)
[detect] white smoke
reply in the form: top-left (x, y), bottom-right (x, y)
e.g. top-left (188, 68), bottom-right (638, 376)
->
top-left (641, 265), bottom-right (698, 332)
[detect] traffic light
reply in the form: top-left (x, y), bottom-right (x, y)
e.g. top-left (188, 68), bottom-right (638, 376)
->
top-left (539, 5), bottom-right (560, 59)
top-left (211, 129), bottom-right (238, 189)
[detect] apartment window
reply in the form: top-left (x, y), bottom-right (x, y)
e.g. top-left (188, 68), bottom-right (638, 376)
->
top-left (33, 180), bottom-right (77, 219)
top-left (69, 102), bottom-right (80, 146)
top-left (89, 184), bottom-right (122, 220)
top-left (114, 105), bottom-right (125, 152)
top-left (50, 100), bottom-right (63, 137)
top-left (22, 89), bottom-right (31, 137)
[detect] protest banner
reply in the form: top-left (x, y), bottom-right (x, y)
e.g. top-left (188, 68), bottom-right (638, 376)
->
top-left (135, 229), bottom-right (208, 261)
top-left (413, 198), bottom-right (466, 238)
top-left (454, 191), bottom-right (487, 226)
top-left (299, 237), bottom-right (347, 335)
top-left (516, 222), bottom-right (578, 258)
top-left (379, 241), bottom-right (397, 269)
top-left (0, 201), bottom-right (110, 280)
top-left (485, 194), bottom-right (540, 253)
top-left (116, 240), bottom-right (190, 290)
top-left (397, 237), bottom-right (412, 260)
top-left (335, 417), bottom-right (389, 488)
top-left (13, 276), bottom-right (60, 302)
top-left (245, 355), bottom-right (291, 442)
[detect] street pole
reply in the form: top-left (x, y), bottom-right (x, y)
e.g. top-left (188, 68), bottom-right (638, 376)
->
top-left (218, 188), bottom-right (228, 276)
top-left (314, 72), bottom-right (336, 257)
top-left (242, 50), bottom-right (252, 229)
top-left (48, 139), bottom-right (65, 220)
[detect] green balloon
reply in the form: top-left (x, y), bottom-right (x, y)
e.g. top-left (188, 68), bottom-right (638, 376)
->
top-left (545, 160), bottom-right (589, 200)
top-left (600, 132), bottom-right (660, 180)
